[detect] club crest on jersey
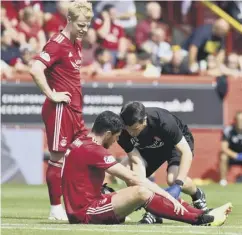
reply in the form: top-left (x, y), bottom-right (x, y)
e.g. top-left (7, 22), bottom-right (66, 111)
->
top-left (60, 137), bottom-right (67, 147)
top-left (104, 155), bottom-right (116, 164)
top-left (40, 51), bottom-right (50, 62)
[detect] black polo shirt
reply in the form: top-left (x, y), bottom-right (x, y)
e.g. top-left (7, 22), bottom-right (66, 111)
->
top-left (222, 125), bottom-right (242, 153)
top-left (118, 108), bottom-right (191, 156)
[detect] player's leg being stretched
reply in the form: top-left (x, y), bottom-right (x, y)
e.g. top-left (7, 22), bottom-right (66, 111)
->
top-left (110, 186), bottom-right (232, 226)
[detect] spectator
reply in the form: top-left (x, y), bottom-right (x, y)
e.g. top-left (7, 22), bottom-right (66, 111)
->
top-left (135, 2), bottom-right (169, 48)
top-left (16, 7), bottom-right (46, 52)
top-left (124, 52), bottom-right (141, 71)
top-left (1, 2), bottom-right (18, 27)
top-left (43, 1), bottom-right (68, 38)
top-left (81, 28), bottom-right (99, 66)
top-left (95, 0), bottom-right (137, 34)
top-left (16, 1), bottom-right (45, 27)
top-left (220, 53), bottom-right (242, 78)
top-left (1, 60), bottom-right (14, 80)
top-left (1, 6), bottom-right (25, 45)
top-left (138, 51), bottom-right (160, 78)
top-left (179, 18), bottom-right (230, 73)
top-left (11, 44), bottom-right (35, 73)
top-left (80, 48), bottom-right (113, 77)
top-left (141, 28), bottom-right (172, 67)
top-left (93, 4), bottom-right (128, 65)
top-left (161, 50), bottom-right (189, 75)
top-left (1, 30), bottom-right (21, 65)
top-left (93, 48), bottom-right (113, 73)
top-left (219, 111), bottom-right (242, 186)
top-left (205, 55), bottom-right (222, 77)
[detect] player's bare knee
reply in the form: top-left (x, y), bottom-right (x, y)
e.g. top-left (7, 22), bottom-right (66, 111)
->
top-left (50, 152), bottom-right (65, 163)
top-left (135, 186), bottom-right (152, 202)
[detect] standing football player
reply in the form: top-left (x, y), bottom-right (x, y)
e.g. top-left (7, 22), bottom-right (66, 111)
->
top-left (30, 1), bottom-right (93, 220)
top-left (62, 111), bottom-right (232, 225)
top-left (118, 101), bottom-right (208, 224)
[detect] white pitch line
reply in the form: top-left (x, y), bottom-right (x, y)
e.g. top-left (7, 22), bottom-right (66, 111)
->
top-left (1, 225), bottom-right (242, 235)
top-left (2, 223), bottom-right (242, 229)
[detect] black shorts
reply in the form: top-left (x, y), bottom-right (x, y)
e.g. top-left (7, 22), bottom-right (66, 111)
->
top-left (143, 133), bottom-right (194, 177)
top-left (229, 158), bottom-right (242, 166)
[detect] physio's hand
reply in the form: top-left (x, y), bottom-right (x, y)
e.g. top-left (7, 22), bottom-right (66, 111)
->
top-left (236, 153), bottom-right (242, 161)
top-left (165, 184), bottom-right (182, 199)
top-left (50, 89), bottom-right (71, 104)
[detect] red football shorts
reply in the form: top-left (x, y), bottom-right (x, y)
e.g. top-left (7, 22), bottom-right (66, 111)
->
top-left (68, 193), bottom-right (125, 224)
top-left (85, 193), bottom-right (125, 224)
top-left (42, 99), bottom-right (88, 152)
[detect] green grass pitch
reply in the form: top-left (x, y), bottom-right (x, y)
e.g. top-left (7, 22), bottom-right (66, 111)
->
top-left (1, 184), bottom-right (242, 235)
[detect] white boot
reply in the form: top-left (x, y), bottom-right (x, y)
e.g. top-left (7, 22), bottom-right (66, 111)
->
top-left (48, 204), bottom-right (68, 221)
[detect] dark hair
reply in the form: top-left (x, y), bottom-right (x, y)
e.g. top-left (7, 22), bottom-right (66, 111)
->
top-left (94, 47), bottom-right (105, 58)
top-left (102, 4), bottom-right (114, 12)
top-left (92, 111), bottom-right (124, 135)
top-left (120, 101), bottom-right (146, 126)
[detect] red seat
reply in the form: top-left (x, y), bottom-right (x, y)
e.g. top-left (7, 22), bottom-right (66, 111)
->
top-left (227, 165), bottom-right (242, 183)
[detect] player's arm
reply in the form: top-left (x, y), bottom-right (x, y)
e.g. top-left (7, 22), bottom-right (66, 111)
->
top-left (30, 43), bottom-right (71, 103)
top-left (118, 133), bottom-right (146, 178)
top-left (175, 136), bottom-right (193, 183)
top-left (106, 163), bottom-right (181, 203)
top-left (30, 60), bottom-right (54, 99)
top-left (221, 140), bottom-right (238, 159)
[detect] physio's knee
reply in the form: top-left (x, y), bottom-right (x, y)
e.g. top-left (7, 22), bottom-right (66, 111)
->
top-left (167, 174), bottom-right (175, 186)
top-left (220, 153), bottom-right (228, 163)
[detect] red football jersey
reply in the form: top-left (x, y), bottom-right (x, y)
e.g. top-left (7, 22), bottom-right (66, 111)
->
top-left (93, 18), bottom-right (125, 50)
top-left (34, 33), bottom-right (83, 113)
top-left (62, 136), bottom-right (117, 219)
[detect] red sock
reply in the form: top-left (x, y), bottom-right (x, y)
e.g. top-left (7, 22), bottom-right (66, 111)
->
top-left (46, 160), bottom-right (63, 205)
top-left (178, 199), bottom-right (204, 215)
top-left (145, 194), bottom-right (200, 224)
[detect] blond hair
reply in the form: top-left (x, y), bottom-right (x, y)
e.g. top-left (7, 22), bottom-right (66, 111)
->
top-left (68, 1), bottom-right (93, 21)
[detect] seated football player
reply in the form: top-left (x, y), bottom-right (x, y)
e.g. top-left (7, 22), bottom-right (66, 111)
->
top-left (219, 111), bottom-right (242, 186)
top-left (118, 101), bottom-right (208, 223)
top-left (61, 110), bottom-right (232, 225)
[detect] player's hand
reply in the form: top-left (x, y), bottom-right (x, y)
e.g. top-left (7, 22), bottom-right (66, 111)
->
top-left (50, 89), bottom-right (71, 104)
top-left (165, 184), bottom-right (182, 199)
top-left (168, 196), bottom-right (188, 215)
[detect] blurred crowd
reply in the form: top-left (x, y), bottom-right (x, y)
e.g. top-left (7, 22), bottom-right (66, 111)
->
top-left (1, 0), bottom-right (242, 80)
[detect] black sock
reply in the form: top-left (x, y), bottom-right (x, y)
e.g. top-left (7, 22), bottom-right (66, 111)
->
top-left (191, 188), bottom-right (202, 201)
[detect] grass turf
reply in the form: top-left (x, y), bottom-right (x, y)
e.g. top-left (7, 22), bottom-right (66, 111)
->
top-left (1, 184), bottom-right (242, 235)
